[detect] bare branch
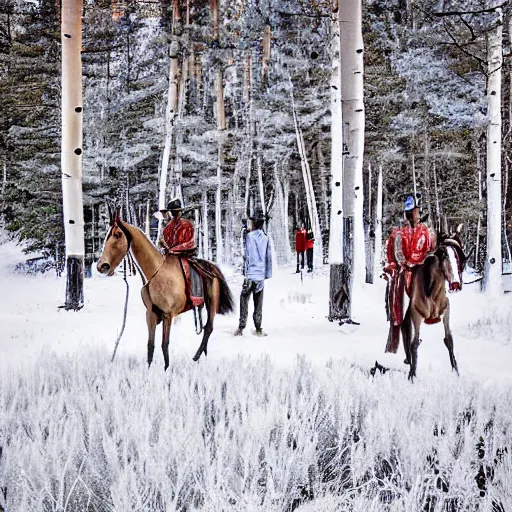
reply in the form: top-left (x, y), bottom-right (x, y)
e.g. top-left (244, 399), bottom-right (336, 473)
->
top-left (457, 14), bottom-right (477, 41)
top-left (441, 19), bottom-right (487, 73)
top-left (432, 3), bottom-right (508, 17)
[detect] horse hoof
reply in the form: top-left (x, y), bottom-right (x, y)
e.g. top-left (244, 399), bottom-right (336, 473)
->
top-left (408, 373), bottom-right (415, 382)
top-left (404, 359), bottom-right (410, 365)
top-left (192, 354), bottom-right (200, 362)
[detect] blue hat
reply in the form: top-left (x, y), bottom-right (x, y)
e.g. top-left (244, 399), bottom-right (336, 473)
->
top-left (404, 195), bottom-right (416, 212)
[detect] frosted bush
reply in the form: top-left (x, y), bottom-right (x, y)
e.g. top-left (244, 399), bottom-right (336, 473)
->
top-left (0, 350), bottom-right (511, 511)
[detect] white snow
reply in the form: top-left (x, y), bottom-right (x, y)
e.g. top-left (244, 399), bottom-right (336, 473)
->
top-left (1, 237), bottom-right (511, 383)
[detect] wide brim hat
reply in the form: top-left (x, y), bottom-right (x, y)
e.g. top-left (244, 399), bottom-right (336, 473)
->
top-left (249, 209), bottom-right (269, 222)
top-left (166, 198), bottom-right (183, 211)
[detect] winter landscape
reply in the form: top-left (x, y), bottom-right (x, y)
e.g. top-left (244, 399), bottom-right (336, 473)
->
top-left (1, 0), bottom-right (512, 511)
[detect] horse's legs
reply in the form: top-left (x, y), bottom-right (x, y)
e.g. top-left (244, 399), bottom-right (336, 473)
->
top-left (192, 278), bottom-right (219, 362)
top-left (442, 302), bottom-right (459, 375)
top-left (146, 308), bottom-right (158, 368)
top-left (401, 307), bottom-right (412, 365)
top-left (408, 309), bottom-right (422, 381)
top-left (161, 316), bottom-right (172, 371)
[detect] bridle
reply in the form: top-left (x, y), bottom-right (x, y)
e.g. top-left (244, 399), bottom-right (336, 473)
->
top-left (436, 237), bottom-right (466, 292)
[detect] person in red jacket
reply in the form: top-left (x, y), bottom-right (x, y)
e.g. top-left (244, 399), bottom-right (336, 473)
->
top-left (306, 229), bottom-right (315, 272)
top-left (295, 223), bottom-right (307, 273)
top-left (384, 194), bottom-right (436, 353)
top-left (159, 198), bottom-right (203, 321)
top-left (160, 198), bottom-right (196, 255)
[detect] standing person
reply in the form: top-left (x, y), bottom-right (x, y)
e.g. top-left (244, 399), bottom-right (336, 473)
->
top-left (306, 229), bottom-right (315, 272)
top-left (234, 209), bottom-right (272, 337)
top-left (295, 223), bottom-right (307, 273)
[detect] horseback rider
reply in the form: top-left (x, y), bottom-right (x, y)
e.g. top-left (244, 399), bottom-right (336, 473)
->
top-left (159, 198), bottom-right (196, 255)
top-left (385, 194), bottom-right (436, 277)
top-left (384, 194), bottom-right (436, 351)
top-left (159, 198), bottom-right (204, 326)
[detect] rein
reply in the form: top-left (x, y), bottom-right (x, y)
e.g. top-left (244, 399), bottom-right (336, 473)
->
top-left (110, 219), bottom-right (139, 362)
top-left (111, 256), bottom-right (129, 362)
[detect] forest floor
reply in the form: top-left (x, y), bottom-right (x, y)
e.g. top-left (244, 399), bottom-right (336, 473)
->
top-left (1, 235), bottom-right (512, 511)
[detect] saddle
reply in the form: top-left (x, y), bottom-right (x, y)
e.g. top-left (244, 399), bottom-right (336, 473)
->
top-left (178, 258), bottom-right (204, 313)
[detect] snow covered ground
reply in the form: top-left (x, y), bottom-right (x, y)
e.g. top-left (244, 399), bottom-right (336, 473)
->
top-left (1, 236), bottom-right (511, 383)
top-left (1, 236), bottom-right (512, 511)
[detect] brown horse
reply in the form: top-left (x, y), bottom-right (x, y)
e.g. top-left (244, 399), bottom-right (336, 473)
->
top-left (97, 216), bottom-right (234, 369)
top-left (400, 227), bottom-right (467, 381)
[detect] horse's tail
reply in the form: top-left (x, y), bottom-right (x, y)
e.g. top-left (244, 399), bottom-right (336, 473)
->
top-left (193, 259), bottom-right (235, 315)
top-left (213, 267), bottom-right (235, 315)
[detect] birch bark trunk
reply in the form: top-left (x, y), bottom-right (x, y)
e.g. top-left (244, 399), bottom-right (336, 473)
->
top-left (61, 0), bottom-right (85, 310)
top-left (484, 9), bottom-right (503, 296)
top-left (290, 86), bottom-right (323, 267)
top-left (157, 39), bottom-right (180, 224)
top-left (476, 144), bottom-right (482, 268)
top-left (340, 0), bottom-right (366, 294)
top-left (145, 198), bottom-right (151, 238)
top-left (202, 191), bottom-right (209, 259)
top-left (328, 3), bottom-right (349, 320)
top-left (374, 165), bottom-right (383, 278)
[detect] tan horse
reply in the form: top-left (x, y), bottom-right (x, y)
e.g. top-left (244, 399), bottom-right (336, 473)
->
top-left (400, 228), bottom-right (466, 381)
top-left (97, 216), bottom-right (234, 369)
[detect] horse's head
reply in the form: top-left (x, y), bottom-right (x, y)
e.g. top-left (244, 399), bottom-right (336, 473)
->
top-left (97, 209), bottom-right (130, 276)
top-left (436, 224), bottom-right (466, 293)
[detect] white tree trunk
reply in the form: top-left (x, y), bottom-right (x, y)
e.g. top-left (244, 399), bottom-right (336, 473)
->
top-left (195, 207), bottom-right (201, 252)
top-left (340, 0), bottom-right (366, 291)
top-left (367, 162), bottom-right (372, 219)
top-left (484, 10), bottom-right (503, 296)
top-left (412, 152), bottom-right (417, 199)
top-left (269, 162), bottom-right (291, 264)
top-left (433, 162), bottom-right (441, 232)
top-left (145, 198), bottom-right (151, 238)
top-left (374, 165), bottom-right (383, 278)
top-left (283, 177), bottom-right (290, 252)
top-left (329, 8), bottom-right (343, 267)
top-left (202, 191), bottom-right (209, 259)
top-left (476, 147), bottom-right (482, 268)
top-left (290, 85), bottom-right (323, 269)
top-left (257, 152), bottom-right (266, 216)
top-left (300, 131), bottom-right (323, 270)
top-left (157, 38), bottom-right (180, 233)
top-left (61, 0), bottom-right (85, 310)
top-left (215, 144), bottom-right (224, 263)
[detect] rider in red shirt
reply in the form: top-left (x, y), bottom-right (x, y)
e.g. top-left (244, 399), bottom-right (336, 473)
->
top-left (384, 194), bottom-right (436, 334)
top-left (160, 198), bottom-right (197, 255)
top-left (159, 198), bottom-right (203, 319)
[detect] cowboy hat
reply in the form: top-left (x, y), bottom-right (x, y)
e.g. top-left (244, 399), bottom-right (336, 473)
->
top-left (249, 209), bottom-right (268, 222)
top-left (166, 198), bottom-right (183, 211)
